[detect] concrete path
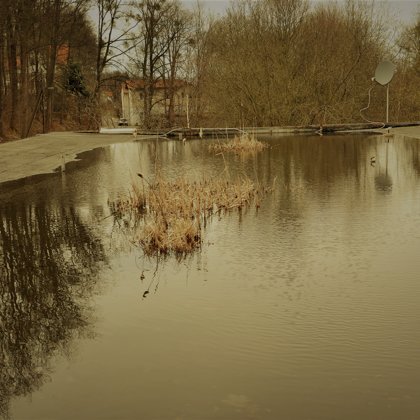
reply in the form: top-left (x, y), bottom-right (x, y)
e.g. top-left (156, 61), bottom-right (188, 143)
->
top-left (0, 131), bottom-right (157, 184)
top-left (0, 127), bottom-right (419, 185)
top-left (389, 125), bottom-right (420, 140)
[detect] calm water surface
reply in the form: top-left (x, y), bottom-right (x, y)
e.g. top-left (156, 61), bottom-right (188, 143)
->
top-left (1, 134), bottom-right (420, 420)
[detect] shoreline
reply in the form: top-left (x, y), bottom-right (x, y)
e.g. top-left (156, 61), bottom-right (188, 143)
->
top-left (1, 127), bottom-right (420, 186)
top-left (0, 132), bottom-right (154, 185)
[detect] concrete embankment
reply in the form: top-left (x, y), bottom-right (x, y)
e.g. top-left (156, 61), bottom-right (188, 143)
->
top-left (389, 125), bottom-right (420, 140)
top-left (0, 131), bottom-right (152, 185)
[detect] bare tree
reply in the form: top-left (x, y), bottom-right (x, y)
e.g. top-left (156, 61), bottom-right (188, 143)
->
top-left (43, 0), bottom-right (91, 131)
top-left (201, 0), bottom-right (390, 127)
top-left (131, 0), bottom-right (183, 127)
top-left (160, 3), bottom-right (192, 125)
top-left (5, 0), bottom-right (19, 132)
top-left (0, 8), bottom-right (5, 139)
top-left (95, 0), bottom-right (137, 91)
top-left (393, 14), bottom-right (420, 121)
top-left (0, 0), bottom-right (93, 136)
top-left (184, 1), bottom-right (213, 126)
top-left (399, 13), bottom-right (420, 68)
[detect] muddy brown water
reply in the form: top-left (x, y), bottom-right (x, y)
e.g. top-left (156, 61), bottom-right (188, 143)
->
top-left (1, 134), bottom-right (420, 420)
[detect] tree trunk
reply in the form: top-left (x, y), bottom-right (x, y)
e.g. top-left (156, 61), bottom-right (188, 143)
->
top-left (45, 52), bottom-right (56, 132)
top-left (7, 17), bottom-right (19, 132)
top-left (45, 0), bottom-right (61, 132)
top-left (0, 33), bottom-right (4, 139)
top-left (143, 79), bottom-right (153, 128)
top-left (19, 43), bottom-right (29, 137)
top-left (167, 62), bottom-right (176, 126)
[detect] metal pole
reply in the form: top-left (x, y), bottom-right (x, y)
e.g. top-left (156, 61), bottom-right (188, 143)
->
top-left (386, 83), bottom-right (389, 124)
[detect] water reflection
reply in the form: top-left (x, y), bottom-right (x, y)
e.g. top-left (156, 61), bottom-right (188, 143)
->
top-left (0, 203), bottom-right (106, 418)
top-left (408, 140), bottom-right (420, 176)
top-left (2, 133), bottom-right (420, 420)
top-left (108, 134), bottom-right (420, 298)
top-left (374, 141), bottom-right (393, 193)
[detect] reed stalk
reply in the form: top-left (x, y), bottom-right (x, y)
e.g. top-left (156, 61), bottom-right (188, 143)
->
top-left (110, 173), bottom-right (271, 257)
top-left (209, 133), bottom-right (268, 155)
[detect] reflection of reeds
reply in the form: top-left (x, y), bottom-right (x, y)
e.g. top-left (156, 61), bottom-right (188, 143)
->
top-left (111, 174), bottom-right (271, 257)
top-left (209, 133), bottom-right (268, 154)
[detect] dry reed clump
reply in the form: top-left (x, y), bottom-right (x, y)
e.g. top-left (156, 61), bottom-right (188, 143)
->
top-left (209, 133), bottom-right (268, 154)
top-left (111, 174), bottom-right (270, 257)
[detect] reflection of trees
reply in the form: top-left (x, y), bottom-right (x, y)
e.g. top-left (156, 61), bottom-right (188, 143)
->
top-left (121, 135), bottom-right (375, 226)
top-left (0, 204), bottom-right (106, 419)
top-left (236, 135), bottom-right (371, 220)
top-left (374, 172), bottom-right (393, 192)
top-left (404, 139), bottom-right (420, 177)
top-left (374, 140), bottom-right (393, 193)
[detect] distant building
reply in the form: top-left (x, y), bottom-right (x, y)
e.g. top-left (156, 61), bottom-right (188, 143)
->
top-left (120, 79), bottom-right (190, 126)
top-left (56, 45), bottom-right (70, 65)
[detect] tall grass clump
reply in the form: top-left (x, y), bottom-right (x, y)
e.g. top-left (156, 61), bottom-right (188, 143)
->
top-left (110, 173), bottom-right (271, 258)
top-left (209, 133), bottom-right (268, 155)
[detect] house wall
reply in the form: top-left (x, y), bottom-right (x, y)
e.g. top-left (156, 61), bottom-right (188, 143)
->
top-left (121, 82), bottom-right (191, 127)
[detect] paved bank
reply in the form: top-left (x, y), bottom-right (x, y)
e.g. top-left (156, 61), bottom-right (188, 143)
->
top-left (0, 132), bottom-right (157, 185)
top-left (1, 127), bottom-right (420, 185)
top-left (389, 126), bottom-right (420, 140)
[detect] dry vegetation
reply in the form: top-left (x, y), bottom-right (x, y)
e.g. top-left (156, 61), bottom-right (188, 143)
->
top-left (1, 0), bottom-right (419, 141)
top-left (201, 0), bottom-right (420, 126)
top-left (110, 173), bottom-right (271, 257)
top-left (209, 133), bottom-right (268, 155)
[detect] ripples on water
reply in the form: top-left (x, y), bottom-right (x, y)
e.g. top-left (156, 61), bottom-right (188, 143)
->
top-left (1, 134), bottom-right (420, 419)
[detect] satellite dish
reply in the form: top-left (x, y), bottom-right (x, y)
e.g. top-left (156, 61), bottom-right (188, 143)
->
top-left (374, 61), bottom-right (396, 86)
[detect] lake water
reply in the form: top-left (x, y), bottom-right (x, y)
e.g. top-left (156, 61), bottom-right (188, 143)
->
top-left (1, 134), bottom-right (420, 420)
